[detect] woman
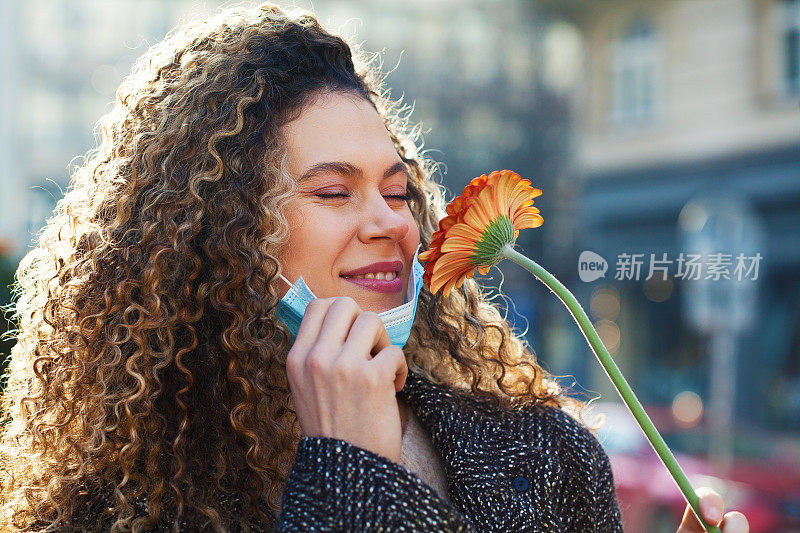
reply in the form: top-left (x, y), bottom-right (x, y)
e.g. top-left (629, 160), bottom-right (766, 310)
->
top-left (0, 3), bottom-right (748, 532)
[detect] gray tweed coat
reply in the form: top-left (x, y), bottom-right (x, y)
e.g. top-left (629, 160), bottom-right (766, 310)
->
top-left (276, 368), bottom-right (624, 532)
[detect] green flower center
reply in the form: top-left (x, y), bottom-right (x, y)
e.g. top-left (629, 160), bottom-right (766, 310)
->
top-left (469, 215), bottom-right (515, 267)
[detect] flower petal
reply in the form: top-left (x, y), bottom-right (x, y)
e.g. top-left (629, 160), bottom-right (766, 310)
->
top-left (431, 254), bottom-right (474, 281)
top-left (421, 169), bottom-right (543, 295)
top-left (435, 263), bottom-right (472, 296)
top-left (441, 236), bottom-right (478, 252)
top-left (463, 197), bottom-right (495, 231)
top-left (442, 268), bottom-right (472, 298)
top-left (446, 223), bottom-right (483, 242)
top-left (513, 211), bottom-right (544, 229)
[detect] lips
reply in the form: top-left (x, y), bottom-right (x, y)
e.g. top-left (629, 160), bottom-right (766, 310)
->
top-left (340, 260), bottom-right (404, 278)
top-left (342, 276), bottom-right (403, 294)
top-left (340, 260), bottom-right (404, 294)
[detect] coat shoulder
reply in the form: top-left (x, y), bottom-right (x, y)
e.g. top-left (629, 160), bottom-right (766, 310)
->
top-left (521, 403), bottom-right (609, 460)
top-left (402, 368), bottom-right (613, 470)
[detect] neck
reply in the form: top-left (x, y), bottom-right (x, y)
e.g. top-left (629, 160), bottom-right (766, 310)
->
top-left (398, 396), bottom-right (411, 434)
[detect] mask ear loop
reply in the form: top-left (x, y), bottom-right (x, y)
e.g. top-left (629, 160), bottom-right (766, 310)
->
top-left (276, 258), bottom-right (296, 288)
top-left (277, 272), bottom-right (317, 301)
top-left (277, 272), bottom-right (298, 300)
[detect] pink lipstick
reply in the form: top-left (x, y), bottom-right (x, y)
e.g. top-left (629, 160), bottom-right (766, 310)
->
top-left (342, 276), bottom-right (403, 293)
top-left (340, 260), bottom-right (404, 294)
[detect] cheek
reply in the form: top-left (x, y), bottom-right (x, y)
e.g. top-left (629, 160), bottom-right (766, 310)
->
top-left (285, 200), bottom-right (311, 231)
top-left (283, 204), bottom-right (353, 261)
top-left (279, 204), bottom-right (316, 269)
top-left (285, 202), bottom-right (329, 242)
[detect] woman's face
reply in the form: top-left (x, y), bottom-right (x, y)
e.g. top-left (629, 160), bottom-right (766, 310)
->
top-left (276, 91), bottom-right (421, 314)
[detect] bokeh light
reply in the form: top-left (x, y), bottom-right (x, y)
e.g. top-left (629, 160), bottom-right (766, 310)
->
top-left (671, 390), bottom-right (704, 429)
top-left (643, 276), bottom-right (673, 303)
top-left (590, 285), bottom-right (621, 320)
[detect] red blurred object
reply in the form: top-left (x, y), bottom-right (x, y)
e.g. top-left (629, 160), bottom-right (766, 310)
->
top-left (588, 402), bottom-right (800, 533)
top-left (0, 236), bottom-right (14, 258)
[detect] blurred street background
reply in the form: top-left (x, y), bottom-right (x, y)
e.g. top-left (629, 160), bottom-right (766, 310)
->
top-left (0, 0), bottom-right (798, 530)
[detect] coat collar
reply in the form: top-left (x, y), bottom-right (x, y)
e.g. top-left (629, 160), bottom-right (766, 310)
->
top-left (396, 368), bottom-right (570, 530)
top-left (397, 368), bottom-right (533, 459)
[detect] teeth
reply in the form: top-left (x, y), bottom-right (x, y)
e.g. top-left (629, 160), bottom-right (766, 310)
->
top-left (348, 271), bottom-right (397, 280)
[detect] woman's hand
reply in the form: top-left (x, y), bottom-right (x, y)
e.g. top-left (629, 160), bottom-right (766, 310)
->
top-left (677, 486), bottom-right (749, 532)
top-left (285, 296), bottom-right (408, 463)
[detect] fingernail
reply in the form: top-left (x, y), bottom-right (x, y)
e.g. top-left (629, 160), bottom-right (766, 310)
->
top-left (706, 506), bottom-right (722, 522)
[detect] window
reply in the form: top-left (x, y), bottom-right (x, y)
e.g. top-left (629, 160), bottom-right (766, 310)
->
top-left (781, 0), bottom-right (800, 95)
top-left (611, 17), bottom-right (663, 127)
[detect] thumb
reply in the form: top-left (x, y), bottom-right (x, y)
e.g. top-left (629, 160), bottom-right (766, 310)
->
top-left (677, 487), bottom-right (724, 532)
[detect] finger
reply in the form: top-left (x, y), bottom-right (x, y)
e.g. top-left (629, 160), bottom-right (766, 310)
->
top-left (719, 511), bottom-right (749, 533)
top-left (678, 507), bottom-right (716, 533)
top-left (369, 345), bottom-right (408, 392)
top-left (677, 487), bottom-right (724, 532)
top-left (289, 298), bottom-right (333, 352)
top-left (340, 311), bottom-right (392, 362)
top-left (697, 487), bottom-right (725, 525)
top-left (314, 297), bottom-right (361, 349)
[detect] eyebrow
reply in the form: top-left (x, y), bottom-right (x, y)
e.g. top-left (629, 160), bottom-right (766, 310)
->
top-left (298, 160), bottom-right (409, 182)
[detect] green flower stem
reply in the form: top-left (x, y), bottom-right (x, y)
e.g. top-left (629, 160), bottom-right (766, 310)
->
top-left (498, 244), bottom-right (720, 533)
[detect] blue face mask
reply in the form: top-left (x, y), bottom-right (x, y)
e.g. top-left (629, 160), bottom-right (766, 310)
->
top-left (275, 244), bottom-right (425, 349)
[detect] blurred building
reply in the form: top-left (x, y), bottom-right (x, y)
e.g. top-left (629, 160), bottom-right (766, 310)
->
top-left (0, 0), bottom-right (230, 255)
top-left (538, 0), bottom-right (800, 433)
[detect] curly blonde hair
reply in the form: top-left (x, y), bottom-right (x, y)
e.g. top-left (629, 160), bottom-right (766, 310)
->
top-left (0, 3), bottom-right (589, 531)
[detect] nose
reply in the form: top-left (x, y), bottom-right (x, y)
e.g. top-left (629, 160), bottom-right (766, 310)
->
top-left (357, 191), bottom-right (409, 243)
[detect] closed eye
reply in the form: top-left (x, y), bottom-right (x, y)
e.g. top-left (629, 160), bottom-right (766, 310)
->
top-left (385, 193), bottom-right (410, 201)
top-left (315, 192), bottom-right (409, 201)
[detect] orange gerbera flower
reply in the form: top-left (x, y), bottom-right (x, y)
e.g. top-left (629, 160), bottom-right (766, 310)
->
top-left (418, 170), bottom-right (543, 297)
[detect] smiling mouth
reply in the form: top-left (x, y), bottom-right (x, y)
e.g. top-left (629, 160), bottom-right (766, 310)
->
top-left (340, 271), bottom-right (400, 281)
top-left (340, 271), bottom-right (403, 294)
